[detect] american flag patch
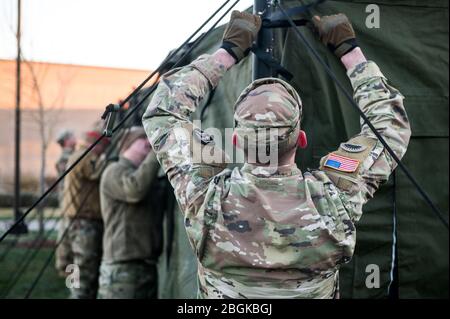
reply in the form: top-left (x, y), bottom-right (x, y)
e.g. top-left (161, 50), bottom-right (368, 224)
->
top-left (324, 153), bottom-right (360, 173)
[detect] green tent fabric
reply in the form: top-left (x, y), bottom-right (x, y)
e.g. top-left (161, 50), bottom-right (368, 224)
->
top-left (154, 0), bottom-right (448, 298)
top-left (157, 201), bottom-right (199, 299)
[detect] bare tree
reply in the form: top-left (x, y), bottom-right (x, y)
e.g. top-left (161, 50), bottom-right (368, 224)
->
top-left (3, 4), bottom-right (73, 234)
top-left (22, 59), bottom-right (73, 235)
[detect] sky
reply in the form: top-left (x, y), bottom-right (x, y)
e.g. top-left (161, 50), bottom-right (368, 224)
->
top-left (0, 0), bottom-right (253, 71)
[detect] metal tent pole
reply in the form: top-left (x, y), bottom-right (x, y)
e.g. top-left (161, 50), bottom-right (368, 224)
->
top-left (252, 0), bottom-right (277, 80)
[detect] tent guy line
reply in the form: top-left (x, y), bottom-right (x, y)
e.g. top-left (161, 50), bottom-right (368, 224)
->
top-left (274, 0), bottom-right (448, 229)
top-left (0, 0), bottom-right (241, 243)
top-left (20, 0), bottom-right (248, 299)
top-left (0, 0), bottom-right (447, 250)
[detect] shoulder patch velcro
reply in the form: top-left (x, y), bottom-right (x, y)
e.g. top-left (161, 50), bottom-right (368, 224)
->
top-left (340, 142), bottom-right (367, 153)
top-left (324, 153), bottom-right (360, 173)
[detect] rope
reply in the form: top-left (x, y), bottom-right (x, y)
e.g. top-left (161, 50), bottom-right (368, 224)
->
top-left (3, 89), bottom-right (140, 295)
top-left (1, 217), bottom-right (59, 298)
top-left (23, 185), bottom-right (94, 299)
top-left (0, 204), bottom-right (60, 263)
top-left (2, 172), bottom-right (100, 297)
top-left (110, 0), bottom-right (243, 136)
top-left (0, 211), bottom-right (59, 298)
top-left (0, 236), bottom-right (19, 262)
top-left (3, 124), bottom-right (136, 296)
top-left (22, 0), bottom-right (242, 298)
top-left (275, 1), bottom-right (449, 230)
top-left (0, 0), bottom-right (240, 243)
top-left (388, 171), bottom-right (399, 298)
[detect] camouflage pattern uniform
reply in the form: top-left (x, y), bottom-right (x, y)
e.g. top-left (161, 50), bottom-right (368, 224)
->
top-left (97, 151), bottom-right (162, 299)
top-left (142, 54), bottom-right (411, 299)
top-left (55, 147), bottom-right (74, 181)
top-left (63, 148), bottom-right (104, 299)
top-left (67, 218), bottom-right (103, 299)
top-left (55, 147), bottom-right (75, 275)
top-left (97, 261), bottom-right (157, 299)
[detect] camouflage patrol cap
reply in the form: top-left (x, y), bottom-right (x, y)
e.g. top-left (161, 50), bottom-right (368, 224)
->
top-left (56, 129), bottom-right (75, 146)
top-left (233, 77), bottom-right (303, 129)
top-left (83, 120), bottom-right (110, 147)
top-left (233, 78), bottom-right (303, 155)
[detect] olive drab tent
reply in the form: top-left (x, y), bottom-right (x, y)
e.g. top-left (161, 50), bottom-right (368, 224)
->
top-left (149, 0), bottom-right (448, 298)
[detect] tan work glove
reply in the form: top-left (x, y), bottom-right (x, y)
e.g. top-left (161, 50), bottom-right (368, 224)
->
top-left (312, 13), bottom-right (358, 58)
top-left (221, 11), bottom-right (262, 63)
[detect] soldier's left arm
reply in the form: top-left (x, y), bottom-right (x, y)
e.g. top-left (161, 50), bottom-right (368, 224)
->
top-left (142, 52), bottom-right (233, 213)
top-left (55, 158), bottom-right (65, 175)
top-left (81, 153), bottom-right (105, 182)
top-left (101, 151), bottom-right (160, 204)
top-left (120, 151), bottom-right (160, 203)
top-left (320, 48), bottom-right (412, 222)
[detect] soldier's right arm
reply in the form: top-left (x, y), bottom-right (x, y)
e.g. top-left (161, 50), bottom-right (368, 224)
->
top-left (141, 55), bottom-right (229, 214)
top-left (142, 11), bottom-right (260, 216)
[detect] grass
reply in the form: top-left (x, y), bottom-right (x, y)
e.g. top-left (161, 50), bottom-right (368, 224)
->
top-left (0, 207), bottom-right (62, 220)
top-left (0, 230), bottom-right (68, 299)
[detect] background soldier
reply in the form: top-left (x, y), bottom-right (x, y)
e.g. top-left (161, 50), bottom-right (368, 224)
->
top-left (55, 130), bottom-right (77, 276)
top-left (55, 130), bottom-right (77, 177)
top-left (142, 11), bottom-right (411, 298)
top-left (62, 127), bottom-right (109, 299)
top-left (97, 127), bottom-right (163, 299)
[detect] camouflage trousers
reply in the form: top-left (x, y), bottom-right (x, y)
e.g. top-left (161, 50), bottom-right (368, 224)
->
top-left (67, 218), bottom-right (103, 299)
top-left (97, 261), bottom-right (157, 299)
top-left (55, 216), bottom-right (74, 276)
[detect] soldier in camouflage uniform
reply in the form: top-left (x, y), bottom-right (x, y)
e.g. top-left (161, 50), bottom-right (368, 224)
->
top-left (55, 130), bottom-right (77, 276)
top-left (55, 130), bottom-right (77, 178)
top-left (62, 128), bottom-right (110, 299)
top-left (97, 127), bottom-right (163, 299)
top-left (142, 12), bottom-right (411, 298)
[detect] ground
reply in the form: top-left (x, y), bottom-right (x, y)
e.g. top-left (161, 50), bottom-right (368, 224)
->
top-left (0, 212), bottom-right (68, 299)
top-left (0, 207), bottom-right (61, 220)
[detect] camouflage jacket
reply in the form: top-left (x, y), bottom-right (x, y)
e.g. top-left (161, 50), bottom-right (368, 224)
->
top-left (100, 153), bottom-right (163, 263)
top-left (56, 147), bottom-right (74, 176)
top-left (142, 55), bottom-right (411, 299)
top-left (56, 147), bottom-right (74, 196)
top-left (62, 148), bottom-right (103, 220)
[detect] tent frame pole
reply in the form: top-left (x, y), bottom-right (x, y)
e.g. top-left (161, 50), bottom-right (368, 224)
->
top-left (252, 0), bottom-right (277, 80)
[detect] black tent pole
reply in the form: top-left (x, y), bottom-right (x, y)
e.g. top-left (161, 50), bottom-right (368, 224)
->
top-left (252, 0), bottom-right (277, 80)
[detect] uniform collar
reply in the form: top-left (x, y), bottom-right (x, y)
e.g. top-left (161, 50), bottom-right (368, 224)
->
top-left (241, 163), bottom-right (301, 177)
